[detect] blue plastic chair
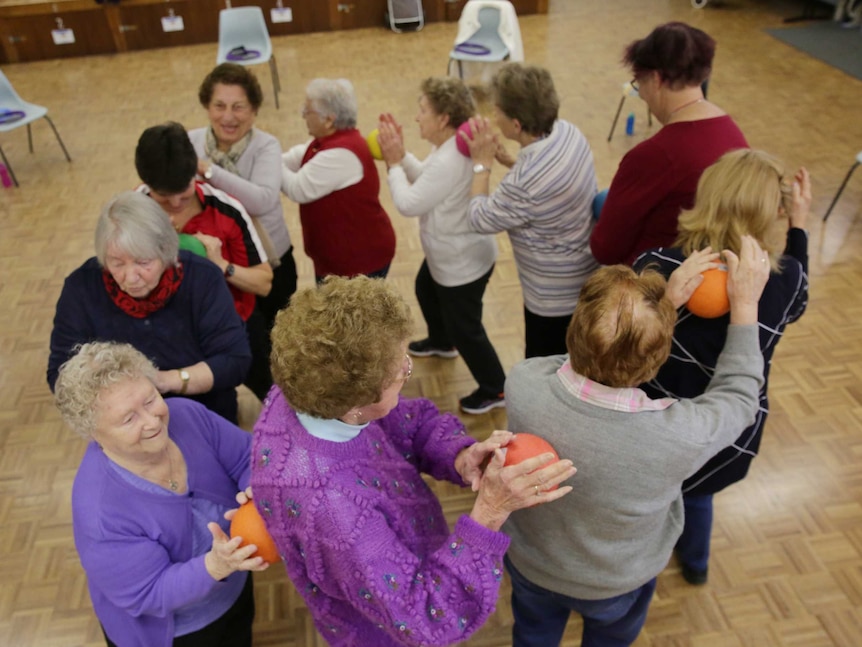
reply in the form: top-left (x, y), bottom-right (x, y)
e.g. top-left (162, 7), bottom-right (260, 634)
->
top-left (0, 70), bottom-right (71, 187)
top-left (216, 7), bottom-right (280, 109)
top-left (448, 7), bottom-right (510, 79)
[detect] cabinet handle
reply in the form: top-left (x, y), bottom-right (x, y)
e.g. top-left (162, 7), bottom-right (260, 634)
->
top-left (8, 35), bottom-right (27, 43)
top-left (337, 3), bottom-right (355, 12)
top-left (118, 24), bottom-right (139, 32)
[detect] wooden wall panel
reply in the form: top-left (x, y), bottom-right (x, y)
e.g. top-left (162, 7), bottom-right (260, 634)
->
top-left (0, 10), bottom-right (115, 62)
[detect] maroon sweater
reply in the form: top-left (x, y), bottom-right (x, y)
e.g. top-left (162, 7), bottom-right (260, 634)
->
top-left (299, 129), bottom-right (396, 277)
top-left (590, 115), bottom-right (748, 266)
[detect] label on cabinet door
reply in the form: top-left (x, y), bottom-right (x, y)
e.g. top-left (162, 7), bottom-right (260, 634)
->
top-left (271, 8), bottom-right (293, 23)
top-left (51, 29), bottom-right (76, 45)
top-left (161, 15), bottom-right (185, 32)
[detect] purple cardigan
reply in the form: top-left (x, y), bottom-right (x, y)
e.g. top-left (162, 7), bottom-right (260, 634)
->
top-left (71, 398), bottom-right (252, 647)
top-left (251, 391), bottom-right (511, 647)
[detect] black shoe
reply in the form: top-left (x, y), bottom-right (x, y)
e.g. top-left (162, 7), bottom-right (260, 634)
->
top-left (459, 389), bottom-right (505, 414)
top-left (408, 338), bottom-right (459, 359)
top-left (681, 563), bottom-right (708, 585)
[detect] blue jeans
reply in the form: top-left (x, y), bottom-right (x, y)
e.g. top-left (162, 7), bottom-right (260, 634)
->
top-left (505, 555), bottom-right (657, 647)
top-left (676, 493), bottom-right (713, 572)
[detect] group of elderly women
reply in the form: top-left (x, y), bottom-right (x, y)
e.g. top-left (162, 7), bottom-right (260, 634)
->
top-left (47, 17), bottom-right (811, 647)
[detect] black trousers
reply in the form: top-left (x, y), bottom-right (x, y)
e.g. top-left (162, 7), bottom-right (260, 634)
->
top-left (104, 572), bottom-right (255, 647)
top-left (524, 307), bottom-right (572, 359)
top-left (415, 260), bottom-right (505, 396)
top-left (256, 246), bottom-right (298, 331)
top-left (243, 308), bottom-right (273, 402)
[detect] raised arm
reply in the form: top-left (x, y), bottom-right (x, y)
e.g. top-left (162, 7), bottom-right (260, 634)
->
top-left (200, 135), bottom-right (283, 217)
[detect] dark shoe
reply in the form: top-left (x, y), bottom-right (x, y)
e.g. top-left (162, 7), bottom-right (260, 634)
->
top-left (681, 563), bottom-right (708, 585)
top-left (408, 338), bottom-right (459, 359)
top-left (459, 389), bottom-right (506, 415)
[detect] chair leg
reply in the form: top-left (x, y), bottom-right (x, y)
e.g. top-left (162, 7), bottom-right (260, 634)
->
top-left (457, 60), bottom-right (463, 80)
top-left (27, 123), bottom-right (34, 153)
top-left (43, 115), bottom-right (72, 162)
top-left (607, 95), bottom-right (626, 142)
top-left (823, 161), bottom-right (860, 221)
top-left (268, 57), bottom-right (281, 109)
top-left (0, 145), bottom-right (19, 187)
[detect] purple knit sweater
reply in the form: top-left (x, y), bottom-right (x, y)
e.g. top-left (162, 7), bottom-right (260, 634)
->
top-left (251, 391), bottom-right (511, 646)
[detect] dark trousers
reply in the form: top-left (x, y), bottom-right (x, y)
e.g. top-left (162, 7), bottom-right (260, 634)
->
top-left (256, 246), bottom-right (298, 331)
top-left (315, 264), bottom-right (390, 284)
top-left (243, 308), bottom-right (273, 402)
top-left (104, 572), bottom-right (255, 647)
top-left (675, 493), bottom-right (713, 572)
top-left (415, 260), bottom-right (505, 395)
top-left (524, 307), bottom-right (573, 358)
top-left (506, 555), bottom-right (656, 647)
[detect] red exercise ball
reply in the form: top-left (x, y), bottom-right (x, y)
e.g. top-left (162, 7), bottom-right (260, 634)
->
top-left (455, 121), bottom-right (473, 158)
top-left (504, 433), bottom-right (560, 490)
top-left (687, 266), bottom-right (730, 319)
top-left (230, 501), bottom-right (281, 564)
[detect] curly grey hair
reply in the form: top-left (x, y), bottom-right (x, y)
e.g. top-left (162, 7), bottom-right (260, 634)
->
top-left (54, 342), bottom-right (158, 439)
top-left (306, 78), bottom-right (358, 130)
top-left (95, 191), bottom-right (179, 268)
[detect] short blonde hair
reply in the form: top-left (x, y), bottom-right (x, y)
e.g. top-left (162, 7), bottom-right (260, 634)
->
top-left (55, 342), bottom-right (157, 439)
top-left (270, 276), bottom-right (413, 419)
top-left (567, 266), bottom-right (677, 388)
top-left (676, 149), bottom-right (791, 271)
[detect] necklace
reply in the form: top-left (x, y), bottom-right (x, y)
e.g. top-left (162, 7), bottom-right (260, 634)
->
top-left (166, 443), bottom-right (179, 492)
top-left (667, 97), bottom-right (705, 120)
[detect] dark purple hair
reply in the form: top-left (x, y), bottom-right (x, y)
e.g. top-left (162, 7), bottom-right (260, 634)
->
top-left (623, 22), bottom-right (715, 88)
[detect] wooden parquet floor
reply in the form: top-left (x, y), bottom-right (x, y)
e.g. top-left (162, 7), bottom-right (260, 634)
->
top-left (1, 0), bottom-right (861, 645)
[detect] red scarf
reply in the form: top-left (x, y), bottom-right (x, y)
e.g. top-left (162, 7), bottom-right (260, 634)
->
top-left (102, 264), bottom-right (184, 318)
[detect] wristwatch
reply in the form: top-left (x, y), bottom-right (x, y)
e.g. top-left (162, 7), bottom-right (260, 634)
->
top-left (177, 369), bottom-right (190, 394)
top-left (203, 164), bottom-right (214, 180)
top-left (472, 163), bottom-right (491, 174)
top-left (224, 263), bottom-right (236, 278)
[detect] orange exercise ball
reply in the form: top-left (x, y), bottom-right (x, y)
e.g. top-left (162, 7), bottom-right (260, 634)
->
top-left (686, 266), bottom-right (730, 319)
top-left (229, 501), bottom-right (281, 564)
top-left (504, 433), bottom-right (560, 490)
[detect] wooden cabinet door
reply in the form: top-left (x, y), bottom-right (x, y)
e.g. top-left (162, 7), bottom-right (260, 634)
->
top-left (115, 0), bottom-right (220, 51)
top-left (0, 10), bottom-right (115, 63)
top-left (326, 0), bottom-right (388, 31)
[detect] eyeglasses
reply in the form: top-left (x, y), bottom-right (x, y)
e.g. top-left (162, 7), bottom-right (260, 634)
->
top-left (630, 77), bottom-right (639, 92)
top-left (394, 354), bottom-right (413, 386)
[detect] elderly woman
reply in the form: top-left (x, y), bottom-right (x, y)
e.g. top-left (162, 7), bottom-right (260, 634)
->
top-left (55, 342), bottom-right (269, 647)
top-left (190, 63), bottom-right (297, 330)
top-left (47, 191), bottom-right (250, 423)
top-left (590, 21), bottom-right (749, 266)
top-left (634, 150), bottom-right (810, 585)
top-left (281, 78), bottom-right (396, 281)
top-left (500, 240), bottom-right (770, 646)
top-left (465, 63), bottom-right (599, 359)
top-left (251, 276), bottom-right (576, 646)
top-left (377, 77), bottom-right (506, 415)
top-left (136, 121), bottom-right (274, 402)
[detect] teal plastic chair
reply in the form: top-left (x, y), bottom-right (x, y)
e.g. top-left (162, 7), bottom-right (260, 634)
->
top-left (448, 7), bottom-right (510, 79)
top-left (0, 69), bottom-right (72, 187)
top-left (216, 7), bottom-right (280, 109)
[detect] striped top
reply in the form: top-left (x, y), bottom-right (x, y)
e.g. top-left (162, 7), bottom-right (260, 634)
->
top-left (468, 119), bottom-right (599, 317)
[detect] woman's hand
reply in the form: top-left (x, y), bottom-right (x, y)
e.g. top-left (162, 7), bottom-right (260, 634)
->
top-left (224, 487), bottom-right (254, 522)
top-left (193, 233), bottom-right (228, 271)
top-left (377, 112), bottom-right (405, 167)
top-left (197, 159), bottom-right (213, 180)
top-left (788, 166), bottom-right (811, 230)
top-left (463, 117), bottom-right (497, 168)
top-left (494, 142), bottom-right (517, 168)
top-left (204, 522), bottom-right (269, 581)
top-left (470, 449), bottom-right (576, 532)
top-left (725, 235), bottom-right (771, 326)
top-left (666, 247), bottom-right (722, 308)
top-left (455, 430), bottom-right (514, 492)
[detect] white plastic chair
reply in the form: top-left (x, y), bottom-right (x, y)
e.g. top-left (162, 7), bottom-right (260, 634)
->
top-left (823, 150), bottom-right (862, 221)
top-left (0, 69), bottom-right (71, 187)
top-left (448, 7), bottom-right (510, 79)
top-left (216, 7), bottom-right (280, 109)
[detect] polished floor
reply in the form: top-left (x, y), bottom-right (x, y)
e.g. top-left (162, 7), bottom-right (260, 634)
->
top-left (1, 0), bottom-right (861, 645)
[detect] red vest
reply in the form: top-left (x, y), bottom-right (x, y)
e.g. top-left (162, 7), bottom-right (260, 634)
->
top-left (299, 129), bottom-right (396, 277)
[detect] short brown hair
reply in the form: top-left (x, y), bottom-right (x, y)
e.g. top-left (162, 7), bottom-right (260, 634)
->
top-left (198, 63), bottom-right (263, 111)
top-left (567, 266), bottom-right (677, 388)
top-left (623, 22), bottom-right (715, 89)
top-left (270, 276), bottom-right (413, 419)
top-left (676, 149), bottom-right (790, 271)
top-left (420, 77), bottom-right (475, 128)
top-left (492, 63), bottom-right (558, 136)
